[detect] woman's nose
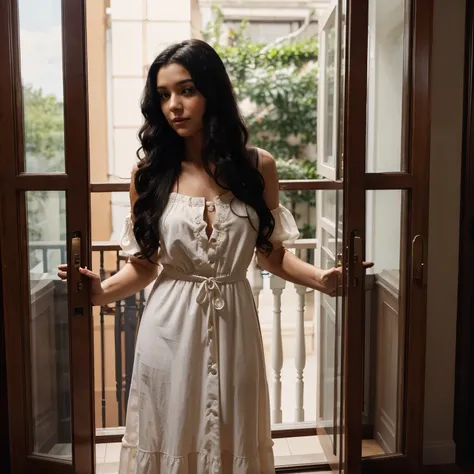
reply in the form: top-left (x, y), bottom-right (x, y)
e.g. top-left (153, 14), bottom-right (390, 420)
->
top-left (169, 94), bottom-right (182, 112)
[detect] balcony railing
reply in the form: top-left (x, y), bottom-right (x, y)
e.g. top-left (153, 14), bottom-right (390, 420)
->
top-left (92, 238), bottom-right (318, 429)
top-left (28, 237), bottom-right (319, 432)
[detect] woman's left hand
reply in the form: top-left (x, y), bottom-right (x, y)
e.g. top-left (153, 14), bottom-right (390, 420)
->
top-left (320, 262), bottom-right (374, 297)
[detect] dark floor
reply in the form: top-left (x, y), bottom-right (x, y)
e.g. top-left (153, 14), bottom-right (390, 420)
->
top-left (294, 465), bottom-right (474, 474)
top-left (423, 466), bottom-right (474, 474)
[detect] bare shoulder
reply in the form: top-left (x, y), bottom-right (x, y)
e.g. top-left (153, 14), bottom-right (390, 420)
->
top-left (254, 148), bottom-right (279, 209)
top-left (254, 147), bottom-right (278, 182)
top-left (254, 147), bottom-right (276, 171)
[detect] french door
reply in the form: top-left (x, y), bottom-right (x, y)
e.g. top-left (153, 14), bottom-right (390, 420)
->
top-left (0, 0), bottom-right (94, 473)
top-left (316, 0), bottom-right (432, 473)
top-left (0, 0), bottom-right (432, 473)
top-left (315, 0), bottom-right (367, 472)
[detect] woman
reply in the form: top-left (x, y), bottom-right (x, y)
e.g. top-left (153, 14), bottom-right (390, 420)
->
top-left (59, 39), bottom-right (346, 474)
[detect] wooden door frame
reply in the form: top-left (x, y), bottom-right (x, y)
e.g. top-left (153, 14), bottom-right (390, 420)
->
top-left (314, 0), bottom-right (369, 471)
top-left (361, 1), bottom-right (433, 473)
top-left (342, 0), bottom-right (369, 472)
top-left (0, 0), bottom-right (94, 472)
top-left (0, 258), bottom-right (10, 474)
top-left (454, 0), bottom-right (474, 467)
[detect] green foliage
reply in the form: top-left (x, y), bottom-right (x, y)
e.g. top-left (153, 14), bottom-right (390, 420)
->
top-left (22, 85), bottom-right (65, 269)
top-left (23, 84), bottom-right (65, 172)
top-left (203, 6), bottom-right (318, 163)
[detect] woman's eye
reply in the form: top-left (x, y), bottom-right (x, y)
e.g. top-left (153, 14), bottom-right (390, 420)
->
top-left (182, 87), bottom-right (195, 96)
top-left (158, 92), bottom-right (170, 100)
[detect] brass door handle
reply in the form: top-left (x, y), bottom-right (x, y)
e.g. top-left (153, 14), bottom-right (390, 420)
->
top-left (348, 232), bottom-right (363, 288)
top-left (336, 252), bottom-right (344, 295)
top-left (71, 231), bottom-right (83, 292)
top-left (411, 234), bottom-right (426, 285)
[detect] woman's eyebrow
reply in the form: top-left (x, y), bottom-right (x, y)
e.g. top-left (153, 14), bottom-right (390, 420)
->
top-left (157, 79), bottom-right (193, 90)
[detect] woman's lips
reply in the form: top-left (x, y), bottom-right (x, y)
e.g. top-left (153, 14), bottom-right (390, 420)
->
top-left (172, 118), bottom-right (189, 125)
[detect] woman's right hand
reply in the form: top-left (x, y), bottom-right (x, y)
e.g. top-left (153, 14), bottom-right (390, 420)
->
top-left (57, 264), bottom-right (105, 305)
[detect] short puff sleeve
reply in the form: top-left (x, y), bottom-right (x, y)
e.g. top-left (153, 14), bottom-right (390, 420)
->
top-left (119, 214), bottom-right (141, 257)
top-left (270, 204), bottom-right (300, 246)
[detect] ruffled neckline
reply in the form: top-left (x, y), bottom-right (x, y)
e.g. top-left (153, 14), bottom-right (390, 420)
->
top-left (168, 191), bottom-right (233, 207)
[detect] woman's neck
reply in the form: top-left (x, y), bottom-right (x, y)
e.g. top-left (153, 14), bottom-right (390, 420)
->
top-left (184, 133), bottom-right (203, 164)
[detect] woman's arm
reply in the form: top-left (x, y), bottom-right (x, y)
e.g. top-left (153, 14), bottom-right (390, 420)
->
top-left (255, 149), bottom-right (341, 296)
top-left (91, 256), bottom-right (159, 306)
top-left (96, 164), bottom-right (159, 304)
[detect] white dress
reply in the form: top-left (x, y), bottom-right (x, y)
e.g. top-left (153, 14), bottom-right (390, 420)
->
top-left (117, 191), bottom-right (299, 474)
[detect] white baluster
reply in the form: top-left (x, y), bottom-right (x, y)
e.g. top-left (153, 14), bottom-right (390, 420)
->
top-left (247, 256), bottom-right (263, 310)
top-left (294, 284), bottom-right (307, 422)
top-left (270, 274), bottom-right (286, 423)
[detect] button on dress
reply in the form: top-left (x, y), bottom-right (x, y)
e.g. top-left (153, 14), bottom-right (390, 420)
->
top-left (118, 191), bottom-right (299, 474)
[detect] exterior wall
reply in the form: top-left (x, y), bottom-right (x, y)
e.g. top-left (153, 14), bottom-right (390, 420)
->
top-left (200, 0), bottom-right (328, 46)
top-left (108, 0), bottom-right (203, 240)
top-left (86, 0), bottom-right (112, 246)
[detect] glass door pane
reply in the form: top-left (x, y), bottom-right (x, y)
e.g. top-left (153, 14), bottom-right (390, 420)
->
top-left (366, 0), bottom-right (408, 173)
top-left (18, 0), bottom-right (66, 173)
top-left (318, 4), bottom-right (339, 182)
top-left (27, 191), bottom-right (72, 460)
top-left (317, 187), bottom-right (344, 460)
top-left (363, 190), bottom-right (407, 458)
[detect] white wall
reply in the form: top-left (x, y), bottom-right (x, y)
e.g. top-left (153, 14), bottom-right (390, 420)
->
top-left (423, 0), bottom-right (465, 465)
top-left (108, 0), bottom-right (202, 239)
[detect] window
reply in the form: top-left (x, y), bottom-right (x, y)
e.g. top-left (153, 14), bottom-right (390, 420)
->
top-left (223, 19), bottom-right (318, 44)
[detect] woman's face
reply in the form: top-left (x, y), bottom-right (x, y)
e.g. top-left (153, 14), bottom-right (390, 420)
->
top-left (157, 63), bottom-right (206, 138)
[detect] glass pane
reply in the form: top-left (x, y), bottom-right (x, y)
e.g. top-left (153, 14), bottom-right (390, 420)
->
top-left (27, 191), bottom-right (71, 460)
top-left (19, 0), bottom-right (65, 172)
top-left (322, 228), bottom-right (336, 256)
top-left (317, 189), bottom-right (343, 454)
top-left (337, 0), bottom-right (346, 178)
top-left (366, 0), bottom-right (407, 172)
top-left (319, 301), bottom-right (336, 431)
top-left (322, 190), bottom-right (336, 222)
top-left (323, 13), bottom-right (336, 168)
top-left (363, 190), bottom-right (406, 457)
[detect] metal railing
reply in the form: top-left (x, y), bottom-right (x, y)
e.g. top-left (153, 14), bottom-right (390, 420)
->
top-left (28, 238), bottom-right (318, 429)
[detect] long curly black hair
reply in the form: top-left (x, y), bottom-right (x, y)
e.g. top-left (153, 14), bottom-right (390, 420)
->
top-left (133, 39), bottom-right (275, 260)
